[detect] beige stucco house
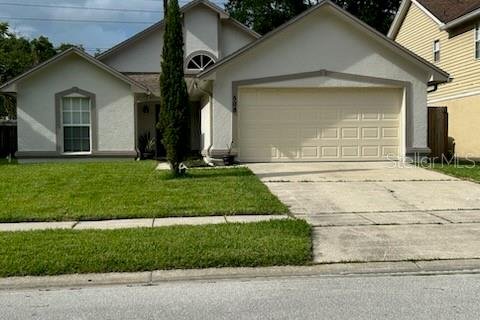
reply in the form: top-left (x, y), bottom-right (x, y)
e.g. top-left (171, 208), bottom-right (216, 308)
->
top-left (0, 0), bottom-right (448, 162)
top-left (389, 0), bottom-right (480, 158)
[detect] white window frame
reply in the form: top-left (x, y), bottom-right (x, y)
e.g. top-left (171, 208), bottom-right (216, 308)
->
top-left (433, 40), bottom-right (441, 62)
top-left (186, 54), bottom-right (215, 72)
top-left (475, 23), bottom-right (480, 60)
top-left (61, 95), bottom-right (92, 155)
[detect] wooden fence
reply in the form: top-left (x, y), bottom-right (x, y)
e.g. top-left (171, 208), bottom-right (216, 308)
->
top-left (0, 120), bottom-right (17, 157)
top-left (428, 107), bottom-right (448, 159)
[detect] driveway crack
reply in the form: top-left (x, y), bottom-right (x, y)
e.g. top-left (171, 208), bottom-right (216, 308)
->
top-left (380, 183), bottom-right (417, 211)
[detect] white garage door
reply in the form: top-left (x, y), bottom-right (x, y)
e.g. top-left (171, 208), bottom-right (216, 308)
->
top-left (237, 87), bottom-right (402, 162)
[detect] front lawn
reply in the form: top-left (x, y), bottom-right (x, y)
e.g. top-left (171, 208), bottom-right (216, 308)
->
top-left (0, 220), bottom-right (311, 277)
top-left (431, 163), bottom-right (480, 182)
top-left (0, 161), bottom-right (288, 222)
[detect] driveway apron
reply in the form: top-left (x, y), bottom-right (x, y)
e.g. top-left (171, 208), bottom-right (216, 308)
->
top-left (247, 162), bottom-right (480, 264)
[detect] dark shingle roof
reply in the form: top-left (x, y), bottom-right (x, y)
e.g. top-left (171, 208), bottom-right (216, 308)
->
top-left (417, 0), bottom-right (480, 23)
top-left (124, 73), bottom-right (161, 96)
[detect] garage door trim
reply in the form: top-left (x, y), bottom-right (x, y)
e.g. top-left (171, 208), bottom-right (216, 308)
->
top-left (232, 70), bottom-right (410, 162)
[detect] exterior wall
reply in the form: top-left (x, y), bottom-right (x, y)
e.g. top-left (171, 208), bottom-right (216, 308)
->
top-left (210, 7), bottom-right (430, 155)
top-left (437, 95), bottom-right (480, 158)
top-left (220, 21), bottom-right (257, 57)
top-left (184, 5), bottom-right (219, 59)
top-left (200, 95), bottom-right (211, 152)
top-left (99, 5), bottom-right (257, 72)
top-left (396, 3), bottom-right (480, 102)
top-left (16, 54), bottom-right (135, 153)
top-left (101, 29), bottom-right (163, 73)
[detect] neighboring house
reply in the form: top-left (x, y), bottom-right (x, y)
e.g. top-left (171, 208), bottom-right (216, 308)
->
top-left (0, 0), bottom-right (448, 162)
top-left (389, 0), bottom-right (480, 158)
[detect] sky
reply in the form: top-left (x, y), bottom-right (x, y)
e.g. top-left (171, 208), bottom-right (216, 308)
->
top-left (1, 0), bottom-right (225, 55)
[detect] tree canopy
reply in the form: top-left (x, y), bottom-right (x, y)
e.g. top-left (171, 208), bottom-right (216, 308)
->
top-left (225, 0), bottom-right (401, 35)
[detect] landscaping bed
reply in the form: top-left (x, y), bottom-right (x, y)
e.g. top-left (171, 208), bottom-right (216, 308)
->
top-left (0, 161), bottom-right (288, 222)
top-left (0, 220), bottom-right (311, 277)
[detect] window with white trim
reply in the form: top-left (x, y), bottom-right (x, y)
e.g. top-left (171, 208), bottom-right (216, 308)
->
top-left (475, 24), bottom-right (480, 59)
top-left (186, 54), bottom-right (215, 72)
top-left (62, 97), bottom-right (91, 153)
top-left (433, 40), bottom-right (441, 62)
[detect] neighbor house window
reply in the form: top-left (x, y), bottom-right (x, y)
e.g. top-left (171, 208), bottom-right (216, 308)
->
top-left (62, 97), bottom-right (91, 153)
top-left (433, 40), bottom-right (441, 62)
top-left (476, 24), bottom-right (480, 59)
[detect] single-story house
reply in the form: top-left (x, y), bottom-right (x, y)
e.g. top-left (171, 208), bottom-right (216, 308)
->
top-left (0, 0), bottom-right (449, 162)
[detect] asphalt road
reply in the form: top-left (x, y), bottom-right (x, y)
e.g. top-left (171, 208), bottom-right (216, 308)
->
top-left (1, 273), bottom-right (480, 320)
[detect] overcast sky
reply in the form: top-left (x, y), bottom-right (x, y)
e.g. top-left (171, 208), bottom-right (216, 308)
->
top-left (2, 0), bottom-right (224, 54)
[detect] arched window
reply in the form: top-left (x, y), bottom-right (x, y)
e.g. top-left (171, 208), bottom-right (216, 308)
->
top-left (186, 53), bottom-right (216, 72)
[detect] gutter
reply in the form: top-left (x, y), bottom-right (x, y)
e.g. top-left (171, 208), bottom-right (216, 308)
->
top-left (441, 9), bottom-right (480, 30)
top-left (427, 77), bottom-right (453, 93)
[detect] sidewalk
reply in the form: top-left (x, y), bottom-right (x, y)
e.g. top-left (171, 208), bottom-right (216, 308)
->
top-left (0, 215), bottom-right (289, 232)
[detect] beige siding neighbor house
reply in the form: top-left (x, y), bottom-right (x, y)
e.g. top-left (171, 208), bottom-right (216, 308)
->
top-left (0, 0), bottom-right (448, 163)
top-left (389, 0), bottom-right (480, 158)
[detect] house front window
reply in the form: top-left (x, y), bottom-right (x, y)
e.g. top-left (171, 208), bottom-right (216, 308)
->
top-left (475, 24), bottom-right (480, 59)
top-left (62, 96), bottom-right (91, 153)
top-left (433, 40), bottom-right (441, 62)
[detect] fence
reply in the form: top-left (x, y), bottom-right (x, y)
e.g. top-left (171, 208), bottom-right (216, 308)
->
top-left (0, 120), bottom-right (17, 158)
top-left (428, 107), bottom-right (448, 159)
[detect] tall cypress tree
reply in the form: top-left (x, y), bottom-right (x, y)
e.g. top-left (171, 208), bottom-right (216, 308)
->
top-left (159, 0), bottom-right (189, 175)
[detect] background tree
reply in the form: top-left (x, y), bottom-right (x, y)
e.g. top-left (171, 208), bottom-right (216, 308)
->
top-left (56, 43), bottom-right (85, 53)
top-left (0, 22), bottom-right (79, 118)
top-left (225, 0), bottom-right (401, 35)
top-left (159, 0), bottom-right (190, 175)
top-left (31, 36), bottom-right (56, 65)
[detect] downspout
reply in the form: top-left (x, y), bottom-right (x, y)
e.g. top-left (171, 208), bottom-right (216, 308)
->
top-left (193, 80), bottom-right (214, 160)
top-left (427, 83), bottom-right (438, 94)
top-left (428, 77), bottom-right (452, 94)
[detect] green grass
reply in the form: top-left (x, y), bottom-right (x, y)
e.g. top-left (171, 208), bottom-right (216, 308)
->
top-left (0, 220), bottom-right (311, 277)
top-left (0, 158), bottom-right (16, 165)
top-left (0, 161), bottom-right (288, 222)
top-left (432, 163), bottom-right (480, 182)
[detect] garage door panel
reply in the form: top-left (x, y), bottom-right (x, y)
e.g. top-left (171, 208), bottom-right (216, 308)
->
top-left (238, 88), bottom-right (402, 162)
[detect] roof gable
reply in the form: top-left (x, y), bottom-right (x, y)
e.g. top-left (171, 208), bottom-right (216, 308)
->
top-left (97, 0), bottom-right (259, 61)
top-left (199, 0), bottom-right (449, 82)
top-left (0, 48), bottom-right (148, 93)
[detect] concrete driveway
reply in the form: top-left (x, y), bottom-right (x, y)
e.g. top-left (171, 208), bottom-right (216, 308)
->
top-left (247, 162), bottom-right (480, 264)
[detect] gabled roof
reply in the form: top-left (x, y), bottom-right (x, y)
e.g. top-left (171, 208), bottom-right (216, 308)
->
top-left (97, 0), bottom-right (260, 61)
top-left (389, 0), bottom-right (480, 38)
top-left (198, 0), bottom-right (450, 82)
top-left (418, 0), bottom-right (480, 24)
top-left (0, 48), bottom-right (149, 93)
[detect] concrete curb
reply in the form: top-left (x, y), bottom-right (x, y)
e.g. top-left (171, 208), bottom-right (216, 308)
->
top-left (2, 259), bottom-right (480, 291)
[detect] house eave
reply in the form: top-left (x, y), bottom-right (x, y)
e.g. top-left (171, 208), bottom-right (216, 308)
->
top-left (388, 0), bottom-right (446, 39)
top-left (441, 9), bottom-right (480, 31)
top-left (387, 0), bottom-right (411, 39)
